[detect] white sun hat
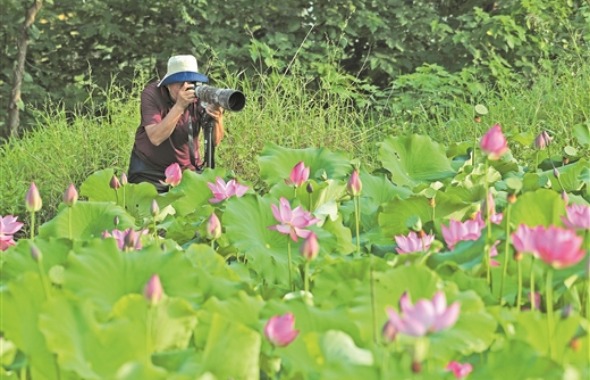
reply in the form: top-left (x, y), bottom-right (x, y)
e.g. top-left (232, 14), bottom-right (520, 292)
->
top-left (158, 55), bottom-right (209, 87)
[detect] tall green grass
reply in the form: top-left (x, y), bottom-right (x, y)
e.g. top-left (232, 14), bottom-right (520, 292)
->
top-left (1, 59), bottom-right (588, 226)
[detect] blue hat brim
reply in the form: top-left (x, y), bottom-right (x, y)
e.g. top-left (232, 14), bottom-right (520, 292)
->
top-left (158, 71), bottom-right (209, 87)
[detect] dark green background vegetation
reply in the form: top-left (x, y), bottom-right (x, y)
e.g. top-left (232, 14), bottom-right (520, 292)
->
top-left (2, 0), bottom-right (589, 130)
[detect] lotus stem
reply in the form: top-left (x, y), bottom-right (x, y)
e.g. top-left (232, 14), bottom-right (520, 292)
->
top-left (530, 258), bottom-right (536, 310)
top-left (287, 240), bottom-right (294, 291)
top-left (354, 195), bottom-right (361, 256)
top-left (499, 204), bottom-right (512, 303)
top-left (546, 268), bottom-right (555, 359)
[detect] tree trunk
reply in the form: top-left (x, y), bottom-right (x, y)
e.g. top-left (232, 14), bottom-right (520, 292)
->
top-left (4, 0), bottom-right (43, 139)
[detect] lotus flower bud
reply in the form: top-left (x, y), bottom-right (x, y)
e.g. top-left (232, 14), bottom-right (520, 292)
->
top-left (346, 170), bottom-right (362, 197)
top-left (144, 274), bottom-right (163, 305)
top-left (120, 173), bottom-right (128, 186)
top-left (534, 131), bottom-right (552, 149)
top-left (300, 232), bottom-right (319, 261)
top-left (553, 168), bottom-right (559, 178)
top-left (25, 182), bottom-right (42, 212)
top-left (63, 183), bottom-right (78, 206)
top-left (110, 175), bottom-right (121, 190)
top-left (206, 213), bottom-right (222, 240)
top-left (264, 313), bottom-right (299, 347)
top-left (30, 244), bottom-right (42, 262)
top-left (151, 199), bottom-right (159, 217)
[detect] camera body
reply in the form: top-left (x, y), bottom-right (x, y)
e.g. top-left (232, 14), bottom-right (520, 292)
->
top-left (194, 84), bottom-right (246, 112)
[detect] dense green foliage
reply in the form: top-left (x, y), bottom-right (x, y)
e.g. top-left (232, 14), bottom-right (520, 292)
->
top-left (1, 58), bottom-right (589, 230)
top-left (1, 0), bottom-right (589, 130)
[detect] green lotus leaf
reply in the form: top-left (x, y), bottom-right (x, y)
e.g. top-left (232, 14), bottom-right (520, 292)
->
top-left (200, 313), bottom-right (260, 380)
top-left (80, 168), bottom-right (163, 222)
top-left (39, 201), bottom-right (135, 239)
top-left (546, 158), bottom-right (588, 192)
top-left (39, 295), bottom-right (177, 379)
top-left (509, 189), bottom-right (565, 227)
top-left (472, 340), bottom-right (563, 379)
top-left (377, 134), bottom-right (456, 188)
top-left (258, 143), bottom-right (352, 187)
top-left (0, 237), bottom-right (71, 284)
top-left (63, 239), bottom-right (202, 313)
top-left (0, 273), bottom-right (60, 379)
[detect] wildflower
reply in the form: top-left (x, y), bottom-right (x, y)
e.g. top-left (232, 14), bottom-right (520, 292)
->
top-left (0, 215), bottom-right (24, 251)
top-left (346, 170), bottom-right (362, 197)
top-left (479, 124), bottom-right (509, 160)
top-left (441, 217), bottom-right (484, 250)
top-left (268, 197), bottom-right (320, 242)
top-left (63, 183), bottom-right (78, 206)
top-left (301, 232), bottom-right (319, 260)
top-left (264, 313), bottom-right (299, 347)
top-left (207, 177), bottom-right (248, 203)
top-left (25, 182), bottom-right (42, 212)
top-left (446, 361), bottom-right (473, 379)
top-left (206, 213), bottom-right (222, 240)
top-left (144, 274), bottom-right (163, 305)
top-left (285, 161), bottom-right (310, 187)
top-left (534, 131), bottom-right (552, 150)
top-left (394, 231), bottom-right (435, 254)
top-left (385, 291), bottom-right (460, 337)
top-left (162, 163), bottom-right (182, 187)
top-left (561, 203), bottom-right (590, 230)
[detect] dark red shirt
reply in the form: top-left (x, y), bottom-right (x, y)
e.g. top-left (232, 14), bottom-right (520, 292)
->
top-left (132, 82), bottom-right (202, 171)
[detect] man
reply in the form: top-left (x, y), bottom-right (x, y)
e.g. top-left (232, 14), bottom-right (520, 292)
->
top-left (128, 55), bottom-right (224, 191)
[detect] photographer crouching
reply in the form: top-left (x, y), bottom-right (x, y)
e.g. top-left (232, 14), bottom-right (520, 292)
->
top-left (128, 55), bottom-right (230, 192)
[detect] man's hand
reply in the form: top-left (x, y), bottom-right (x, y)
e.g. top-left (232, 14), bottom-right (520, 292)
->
top-left (176, 82), bottom-right (196, 109)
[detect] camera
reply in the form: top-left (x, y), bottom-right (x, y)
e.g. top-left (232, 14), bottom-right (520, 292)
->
top-left (194, 84), bottom-right (246, 112)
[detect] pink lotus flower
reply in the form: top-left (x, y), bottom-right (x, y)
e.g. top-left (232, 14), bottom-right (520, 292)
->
top-left (511, 224), bottom-right (539, 254)
top-left (63, 183), bottom-right (78, 206)
top-left (207, 177), bottom-right (249, 203)
top-left (480, 124), bottom-right (509, 160)
top-left (441, 216), bottom-right (484, 250)
top-left (534, 226), bottom-right (585, 269)
top-left (285, 161), bottom-right (310, 187)
top-left (206, 212), bottom-right (222, 240)
top-left (144, 274), bottom-right (163, 305)
top-left (301, 232), bottom-right (319, 260)
top-left (162, 163), bottom-right (182, 187)
top-left (512, 224), bottom-right (585, 269)
top-left (25, 182), bottom-right (42, 212)
top-left (562, 203), bottom-right (590, 230)
top-left (268, 197), bottom-right (320, 242)
top-left (534, 130), bottom-right (552, 150)
top-left (385, 291), bottom-right (460, 337)
top-left (102, 228), bottom-right (147, 250)
top-left (446, 361), bottom-right (473, 379)
top-left (347, 170), bottom-right (362, 197)
top-left (264, 312), bottom-right (299, 347)
top-left (395, 231), bottom-right (435, 254)
top-left (481, 194), bottom-right (503, 224)
top-left (0, 215), bottom-right (24, 251)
